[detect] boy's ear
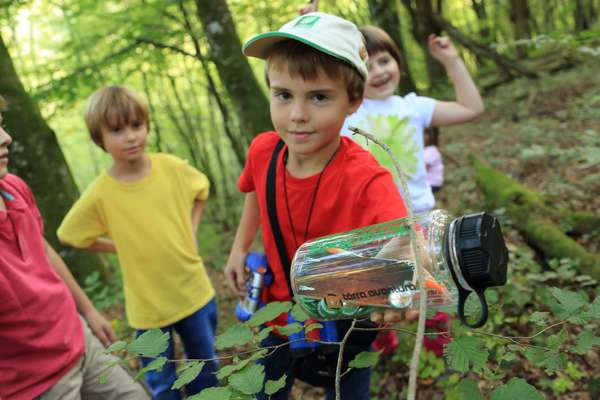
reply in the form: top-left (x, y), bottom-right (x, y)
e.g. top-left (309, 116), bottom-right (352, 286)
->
top-left (348, 97), bottom-right (363, 115)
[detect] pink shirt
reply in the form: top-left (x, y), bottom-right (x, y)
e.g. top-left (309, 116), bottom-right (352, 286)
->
top-left (0, 174), bottom-right (84, 400)
top-left (424, 145), bottom-right (444, 187)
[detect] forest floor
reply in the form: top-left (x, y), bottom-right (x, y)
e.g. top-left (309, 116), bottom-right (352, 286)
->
top-left (104, 56), bottom-right (600, 399)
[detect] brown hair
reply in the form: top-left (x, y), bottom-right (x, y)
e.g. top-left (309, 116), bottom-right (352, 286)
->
top-left (0, 95), bottom-right (5, 110)
top-left (265, 40), bottom-right (364, 103)
top-left (84, 86), bottom-right (149, 150)
top-left (359, 26), bottom-right (405, 72)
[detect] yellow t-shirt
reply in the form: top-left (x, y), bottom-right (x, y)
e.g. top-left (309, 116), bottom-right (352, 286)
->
top-left (58, 153), bottom-right (215, 329)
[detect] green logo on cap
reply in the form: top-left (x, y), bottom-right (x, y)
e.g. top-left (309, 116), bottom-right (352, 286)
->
top-left (294, 15), bottom-right (320, 28)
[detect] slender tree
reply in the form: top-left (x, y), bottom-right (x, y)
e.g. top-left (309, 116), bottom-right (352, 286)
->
top-left (193, 0), bottom-right (271, 145)
top-left (509, 0), bottom-right (532, 58)
top-left (0, 34), bottom-right (106, 281)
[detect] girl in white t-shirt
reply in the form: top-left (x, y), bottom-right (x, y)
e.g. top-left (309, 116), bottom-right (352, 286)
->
top-left (343, 26), bottom-right (483, 212)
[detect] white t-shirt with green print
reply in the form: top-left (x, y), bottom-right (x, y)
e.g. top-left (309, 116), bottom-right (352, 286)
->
top-left (342, 93), bottom-right (436, 213)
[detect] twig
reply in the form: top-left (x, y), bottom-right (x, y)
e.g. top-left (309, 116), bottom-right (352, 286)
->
top-left (335, 319), bottom-right (357, 400)
top-left (349, 126), bottom-right (427, 400)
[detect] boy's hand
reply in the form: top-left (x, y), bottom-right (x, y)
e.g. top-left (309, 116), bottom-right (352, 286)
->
top-left (370, 309), bottom-right (418, 324)
top-left (84, 308), bottom-right (117, 347)
top-left (224, 251), bottom-right (248, 298)
top-left (428, 34), bottom-right (459, 65)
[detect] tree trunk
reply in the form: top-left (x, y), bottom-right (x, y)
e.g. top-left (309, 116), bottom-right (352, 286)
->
top-left (574, 0), bottom-right (591, 31)
top-left (367, 0), bottom-right (418, 95)
top-left (470, 156), bottom-right (600, 280)
top-left (471, 0), bottom-right (491, 40)
top-left (509, 0), bottom-right (531, 58)
top-left (0, 35), bottom-right (106, 282)
top-left (193, 0), bottom-right (271, 145)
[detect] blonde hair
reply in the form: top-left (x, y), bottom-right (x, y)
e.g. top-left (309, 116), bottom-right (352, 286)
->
top-left (85, 86), bottom-right (149, 150)
top-left (265, 40), bottom-right (365, 103)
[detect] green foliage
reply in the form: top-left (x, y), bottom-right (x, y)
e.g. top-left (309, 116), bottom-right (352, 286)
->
top-left (247, 301), bottom-right (292, 327)
top-left (490, 378), bottom-right (544, 400)
top-left (228, 364), bottom-right (265, 395)
top-left (445, 336), bottom-right (489, 373)
top-left (215, 324), bottom-right (253, 350)
top-left (348, 351), bottom-right (380, 369)
top-left (126, 329), bottom-right (169, 357)
top-left (264, 375), bottom-right (287, 396)
top-left (173, 362), bottom-right (206, 390)
top-left (187, 387), bottom-right (232, 400)
top-left (454, 378), bottom-right (485, 400)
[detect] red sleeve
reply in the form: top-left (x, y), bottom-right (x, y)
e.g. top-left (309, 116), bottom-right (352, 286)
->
top-left (237, 132), bottom-right (280, 193)
top-left (5, 174), bottom-right (44, 233)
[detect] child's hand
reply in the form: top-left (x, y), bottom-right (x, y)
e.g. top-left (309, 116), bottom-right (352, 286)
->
top-left (370, 308), bottom-right (418, 324)
top-left (84, 308), bottom-right (117, 347)
top-left (428, 34), bottom-right (459, 64)
top-left (299, 0), bottom-right (318, 15)
top-left (224, 252), bottom-right (248, 298)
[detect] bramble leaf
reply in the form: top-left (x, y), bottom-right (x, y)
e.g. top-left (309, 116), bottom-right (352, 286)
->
top-left (490, 378), bottom-right (544, 400)
top-left (290, 302), bottom-right (310, 322)
top-left (573, 329), bottom-right (600, 354)
top-left (456, 378), bottom-right (485, 400)
top-left (445, 336), bottom-right (488, 372)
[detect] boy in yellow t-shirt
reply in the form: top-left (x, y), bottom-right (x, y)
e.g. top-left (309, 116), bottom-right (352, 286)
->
top-left (58, 86), bottom-right (218, 399)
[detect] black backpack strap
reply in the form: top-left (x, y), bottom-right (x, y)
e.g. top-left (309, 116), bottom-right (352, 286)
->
top-left (266, 139), bottom-right (293, 292)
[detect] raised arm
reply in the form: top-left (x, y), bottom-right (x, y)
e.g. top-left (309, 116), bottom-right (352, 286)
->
top-left (44, 239), bottom-right (116, 346)
top-left (224, 192), bottom-right (261, 298)
top-left (428, 34), bottom-right (484, 127)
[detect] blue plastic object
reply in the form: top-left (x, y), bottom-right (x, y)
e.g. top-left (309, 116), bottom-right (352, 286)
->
top-left (235, 252), bottom-right (272, 322)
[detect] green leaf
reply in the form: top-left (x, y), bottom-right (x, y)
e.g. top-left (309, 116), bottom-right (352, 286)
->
top-left (550, 287), bottom-right (587, 314)
top-left (215, 324), bottom-right (253, 350)
top-left (127, 329), bottom-right (170, 357)
top-left (456, 378), bottom-right (484, 400)
top-left (186, 387), bottom-right (232, 400)
top-left (529, 312), bottom-right (549, 325)
top-left (348, 351), bottom-right (380, 369)
top-left (490, 378), bottom-right (544, 400)
top-left (583, 296), bottom-right (600, 319)
top-left (277, 323), bottom-right (303, 336)
top-left (305, 323), bottom-right (323, 333)
top-left (573, 329), bottom-right (600, 354)
top-left (216, 350), bottom-right (268, 380)
top-left (548, 327), bottom-right (568, 349)
top-left (445, 336), bottom-right (488, 373)
top-left (104, 340), bottom-right (127, 353)
top-left (541, 351), bottom-right (566, 374)
top-left (524, 348), bottom-right (545, 364)
top-left (255, 326), bottom-right (274, 343)
top-left (265, 375), bottom-right (287, 396)
top-left (290, 302), bottom-right (310, 322)
top-left (136, 357), bottom-right (167, 380)
top-left (247, 301), bottom-right (292, 327)
top-left (229, 364), bottom-right (265, 395)
top-left (172, 362), bottom-right (205, 390)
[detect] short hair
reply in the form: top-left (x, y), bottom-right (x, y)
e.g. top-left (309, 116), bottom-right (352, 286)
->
top-left (265, 40), bottom-right (364, 103)
top-left (359, 26), bottom-right (405, 73)
top-left (84, 86), bottom-right (149, 150)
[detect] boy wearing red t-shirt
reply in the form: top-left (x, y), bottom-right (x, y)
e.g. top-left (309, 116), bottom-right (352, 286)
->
top-left (0, 96), bottom-right (148, 400)
top-left (224, 13), bottom-right (409, 400)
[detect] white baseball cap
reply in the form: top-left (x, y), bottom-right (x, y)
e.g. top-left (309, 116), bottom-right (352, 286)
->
top-left (242, 12), bottom-right (368, 80)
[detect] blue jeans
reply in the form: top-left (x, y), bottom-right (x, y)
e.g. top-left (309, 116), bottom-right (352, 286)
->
top-left (256, 333), bottom-right (371, 400)
top-left (136, 298), bottom-right (218, 400)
